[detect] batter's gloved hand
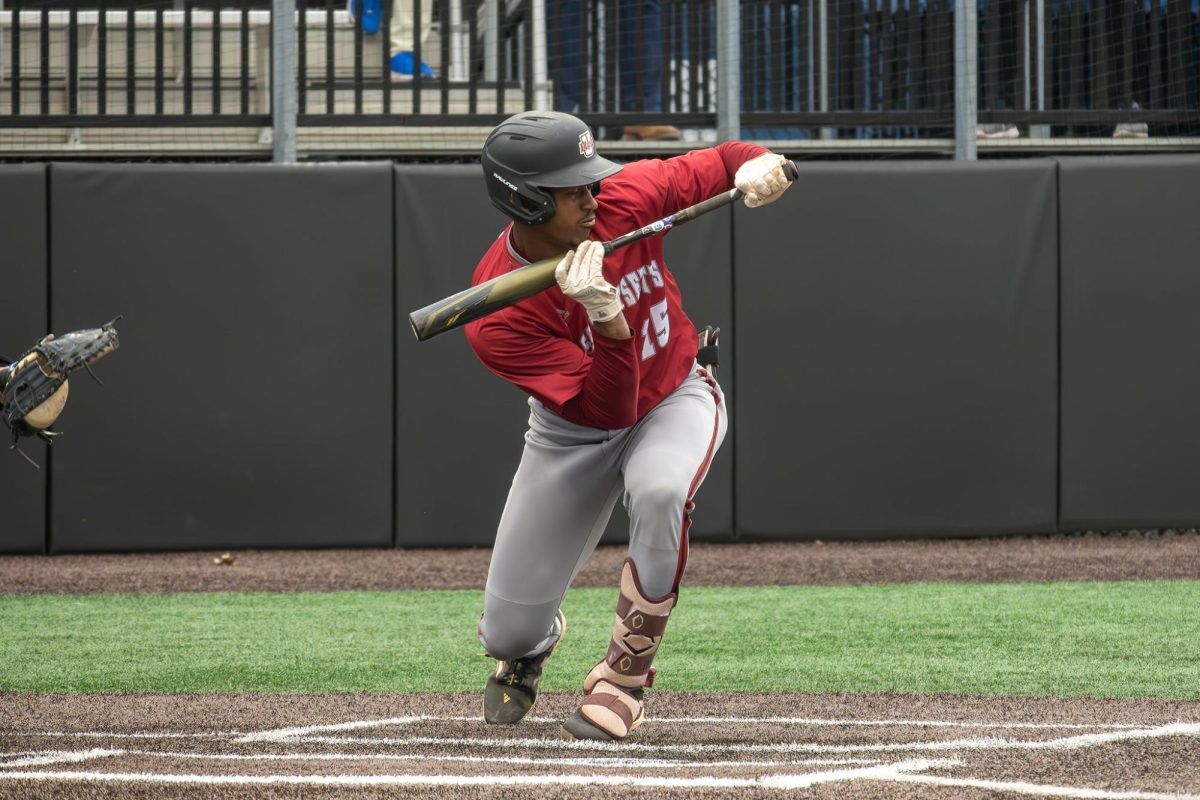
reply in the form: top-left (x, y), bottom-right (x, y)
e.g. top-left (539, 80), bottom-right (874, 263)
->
top-left (735, 153), bottom-right (791, 209)
top-left (554, 240), bottom-right (624, 323)
top-left (1, 318), bottom-right (120, 466)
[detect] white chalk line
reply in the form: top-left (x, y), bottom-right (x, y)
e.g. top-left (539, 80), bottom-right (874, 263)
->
top-left (235, 714), bottom-right (1143, 742)
top-left (1012, 723), bottom-right (1200, 751)
top-left (72, 748), bottom-right (885, 770)
top-left (0, 758), bottom-right (955, 789)
top-left (295, 721), bottom-right (1200, 756)
top-left (0, 732), bottom-right (227, 741)
top-left (4, 719), bottom-right (1197, 795)
top-left (881, 770), bottom-right (1200, 800)
top-left (0, 749), bottom-right (123, 768)
top-left (235, 716), bottom-right (424, 743)
top-left (3, 715), bottom-right (1158, 747)
top-left (486, 715), bottom-right (1143, 731)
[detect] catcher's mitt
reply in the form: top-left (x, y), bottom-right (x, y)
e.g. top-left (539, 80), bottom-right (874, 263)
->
top-left (0, 317), bottom-right (120, 465)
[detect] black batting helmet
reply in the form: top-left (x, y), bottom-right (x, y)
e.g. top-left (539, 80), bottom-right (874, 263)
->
top-left (481, 111), bottom-right (623, 225)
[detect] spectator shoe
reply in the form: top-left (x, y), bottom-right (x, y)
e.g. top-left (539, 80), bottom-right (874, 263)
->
top-left (347, 0), bottom-right (382, 35)
top-left (621, 125), bottom-right (682, 141)
top-left (390, 51), bottom-right (437, 81)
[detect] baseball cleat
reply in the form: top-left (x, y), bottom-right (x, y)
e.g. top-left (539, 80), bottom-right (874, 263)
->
top-left (483, 609), bottom-right (566, 725)
top-left (561, 687), bottom-right (645, 741)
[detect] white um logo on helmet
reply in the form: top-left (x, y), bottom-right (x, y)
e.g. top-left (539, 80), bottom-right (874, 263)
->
top-left (578, 130), bottom-right (595, 158)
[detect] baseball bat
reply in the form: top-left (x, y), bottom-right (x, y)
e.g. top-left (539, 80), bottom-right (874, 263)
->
top-left (409, 159), bottom-right (799, 342)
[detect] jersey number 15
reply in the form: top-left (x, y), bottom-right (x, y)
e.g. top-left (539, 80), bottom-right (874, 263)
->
top-left (640, 299), bottom-right (670, 361)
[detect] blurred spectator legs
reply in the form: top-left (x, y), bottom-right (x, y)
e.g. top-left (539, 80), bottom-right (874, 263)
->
top-left (350, 0), bottom-right (435, 77)
top-left (549, 0), bottom-right (678, 139)
top-left (618, 0), bottom-right (681, 140)
top-left (389, 0), bottom-right (436, 78)
top-left (550, 0), bottom-right (586, 112)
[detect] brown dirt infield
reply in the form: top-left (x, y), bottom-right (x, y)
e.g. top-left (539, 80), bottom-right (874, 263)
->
top-left (2, 530), bottom-right (1198, 595)
top-left (2, 692), bottom-right (1199, 799)
top-left (2, 533), bottom-right (1198, 798)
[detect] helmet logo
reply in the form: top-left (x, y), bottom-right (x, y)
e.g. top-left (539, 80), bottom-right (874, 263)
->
top-left (578, 130), bottom-right (595, 158)
top-left (493, 172), bottom-right (519, 191)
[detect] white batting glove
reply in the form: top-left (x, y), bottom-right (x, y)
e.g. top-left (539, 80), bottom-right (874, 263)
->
top-left (554, 240), bottom-right (623, 323)
top-left (734, 153), bottom-right (791, 208)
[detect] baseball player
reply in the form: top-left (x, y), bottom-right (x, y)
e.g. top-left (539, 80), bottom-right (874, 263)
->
top-left (467, 111), bottom-right (791, 741)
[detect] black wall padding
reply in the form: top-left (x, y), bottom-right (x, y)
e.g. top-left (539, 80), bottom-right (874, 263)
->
top-left (1059, 156), bottom-right (1200, 530)
top-left (394, 165), bottom-right (528, 547)
top-left (734, 161), bottom-right (1059, 539)
top-left (0, 166), bottom-right (49, 554)
top-left (49, 164), bottom-right (394, 552)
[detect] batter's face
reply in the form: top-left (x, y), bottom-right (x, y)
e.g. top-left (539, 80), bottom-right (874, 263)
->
top-left (545, 184), bottom-right (599, 250)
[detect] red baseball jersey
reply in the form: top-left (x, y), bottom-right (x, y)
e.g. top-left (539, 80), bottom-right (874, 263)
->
top-left (466, 141), bottom-right (768, 430)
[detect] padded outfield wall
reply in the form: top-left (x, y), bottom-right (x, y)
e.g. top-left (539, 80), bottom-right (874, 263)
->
top-left (0, 157), bottom-right (1195, 553)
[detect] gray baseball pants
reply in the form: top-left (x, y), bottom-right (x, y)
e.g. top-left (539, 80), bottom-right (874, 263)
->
top-left (478, 365), bottom-right (728, 661)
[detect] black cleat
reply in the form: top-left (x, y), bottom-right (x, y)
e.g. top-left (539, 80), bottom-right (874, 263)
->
top-left (483, 610), bottom-right (566, 725)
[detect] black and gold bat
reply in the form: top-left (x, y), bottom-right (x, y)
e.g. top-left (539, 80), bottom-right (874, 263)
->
top-left (409, 160), bottom-right (799, 342)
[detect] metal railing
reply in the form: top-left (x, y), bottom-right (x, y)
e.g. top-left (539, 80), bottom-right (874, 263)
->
top-left (0, 0), bottom-right (1196, 156)
top-left (292, 0), bottom-right (543, 123)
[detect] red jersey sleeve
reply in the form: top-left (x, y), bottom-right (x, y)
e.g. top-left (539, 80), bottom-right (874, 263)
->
top-left (466, 303), bottom-right (641, 430)
top-left (606, 141), bottom-right (770, 221)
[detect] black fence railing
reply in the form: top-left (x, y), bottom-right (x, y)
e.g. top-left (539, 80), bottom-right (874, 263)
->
top-left (289, 0), bottom-right (532, 126)
top-left (730, 0), bottom-right (1200, 137)
top-left (2, 1), bottom-right (271, 127)
top-left (0, 0), bottom-right (1196, 140)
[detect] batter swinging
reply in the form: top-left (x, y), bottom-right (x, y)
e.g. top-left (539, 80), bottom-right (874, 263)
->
top-left (466, 111), bottom-right (792, 741)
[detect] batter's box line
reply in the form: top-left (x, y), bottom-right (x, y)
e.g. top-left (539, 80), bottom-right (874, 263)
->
top-left (231, 714), bottom-right (1149, 743)
top-left (0, 731), bottom-right (240, 740)
top-left (293, 721), bottom-right (1200, 756)
top-left (0, 757), bottom-right (962, 790)
top-left (0, 749), bottom-right (124, 769)
top-left (3, 748), bottom-right (889, 770)
top-left (4, 759), bottom-right (1200, 799)
top-left (498, 716), bottom-right (1150, 731)
top-left (879, 770), bottom-right (1200, 800)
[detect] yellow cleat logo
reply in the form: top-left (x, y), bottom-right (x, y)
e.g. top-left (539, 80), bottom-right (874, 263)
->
top-left (503, 693), bottom-right (511, 703)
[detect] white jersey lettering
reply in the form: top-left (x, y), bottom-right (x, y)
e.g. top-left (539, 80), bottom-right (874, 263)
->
top-left (646, 260), bottom-right (664, 288)
top-left (619, 276), bottom-right (639, 308)
top-left (637, 266), bottom-right (652, 294)
top-left (619, 262), bottom-right (668, 310)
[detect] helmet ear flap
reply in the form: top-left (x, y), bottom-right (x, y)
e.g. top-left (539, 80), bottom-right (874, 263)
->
top-left (511, 191), bottom-right (543, 218)
top-left (521, 184), bottom-right (557, 225)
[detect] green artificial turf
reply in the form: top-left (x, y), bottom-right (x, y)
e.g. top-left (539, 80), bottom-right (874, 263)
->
top-left (1, 581), bottom-right (1197, 698)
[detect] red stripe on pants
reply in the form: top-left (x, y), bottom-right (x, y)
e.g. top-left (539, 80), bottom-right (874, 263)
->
top-left (672, 384), bottom-right (722, 592)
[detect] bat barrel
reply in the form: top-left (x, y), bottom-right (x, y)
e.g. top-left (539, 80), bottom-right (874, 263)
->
top-left (409, 313), bottom-right (429, 342)
top-left (408, 297), bottom-right (472, 340)
top-left (409, 257), bottom-right (560, 341)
